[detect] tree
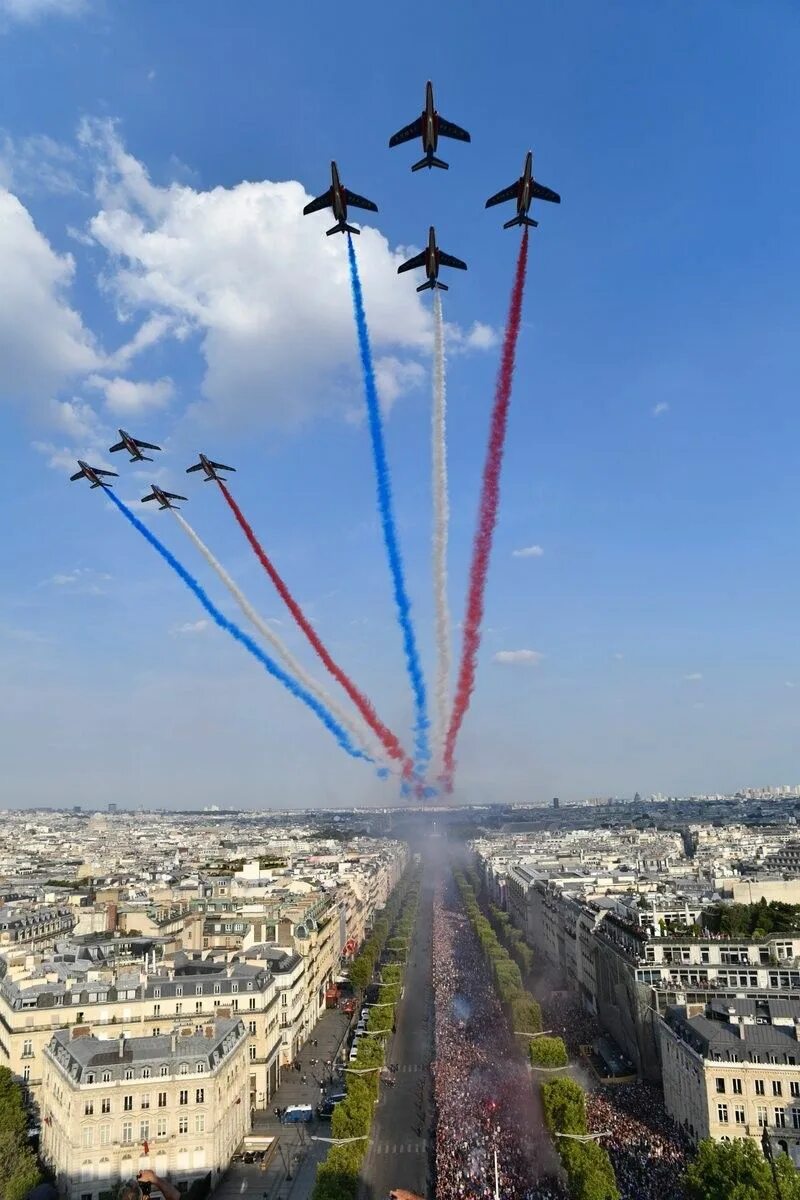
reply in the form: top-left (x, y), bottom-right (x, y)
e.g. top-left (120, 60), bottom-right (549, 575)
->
top-left (530, 1036), bottom-right (568, 1069)
top-left (0, 1069), bottom-right (41, 1200)
top-left (541, 1077), bottom-right (587, 1136)
top-left (684, 1137), bottom-right (800, 1200)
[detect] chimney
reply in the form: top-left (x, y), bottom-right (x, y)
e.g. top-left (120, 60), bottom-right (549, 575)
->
top-left (118, 1035), bottom-right (125, 1058)
top-left (171, 1031), bottom-right (178, 1053)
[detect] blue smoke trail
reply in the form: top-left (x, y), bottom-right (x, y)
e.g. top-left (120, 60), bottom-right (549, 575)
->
top-left (106, 490), bottom-right (371, 765)
top-left (346, 234), bottom-right (431, 777)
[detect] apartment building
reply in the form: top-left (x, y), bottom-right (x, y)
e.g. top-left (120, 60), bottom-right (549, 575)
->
top-left (660, 999), bottom-right (800, 1165)
top-left (0, 905), bottom-right (75, 950)
top-left (241, 946), bottom-right (305, 1066)
top-left (0, 960), bottom-right (281, 1111)
top-left (40, 1019), bottom-right (248, 1200)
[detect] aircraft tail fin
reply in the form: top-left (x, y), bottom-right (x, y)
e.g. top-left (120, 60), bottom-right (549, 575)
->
top-left (412, 154), bottom-right (448, 172)
top-left (327, 222), bottom-right (359, 236)
top-left (503, 214), bottom-right (539, 230)
top-left (416, 280), bottom-right (448, 292)
top-left (136, 454), bottom-right (154, 462)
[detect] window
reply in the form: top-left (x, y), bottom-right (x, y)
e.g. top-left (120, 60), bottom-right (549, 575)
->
top-left (249, 1045), bottom-right (257, 1062)
top-left (124, 1070), bottom-right (133, 1081)
top-left (22, 1066), bottom-right (30, 1082)
top-left (732, 1079), bottom-right (743, 1095)
top-left (715, 1078), bottom-right (726, 1095)
top-left (123, 1096), bottom-right (133, 1112)
top-left (82, 1127), bottom-right (93, 1149)
top-left (717, 1104), bottom-right (728, 1124)
top-left (153, 988), bottom-right (161, 999)
top-left (757, 1106), bottom-right (768, 1128)
top-left (792, 1082), bottom-right (800, 1099)
top-left (122, 1121), bottom-right (133, 1144)
top-left (755, 1080), bottom-right (766, 1096)
top-left (84, 1101), bottom-right (94, 1116)
top-left (195, 1002), bottom-right (203, 1014)
top-left (179, 1063), bottom-right (189, 1076)
top-left (195, 1088), bottom-right (204, 1104)
top-left (734, 1106), bottom-right (745, 1125)
top-left (793, 1109), bottom-right (800, 1131)
top-left (158, 1092), bottom-right (167, 1108)
top-left (213, 984), bottom-right (220, 995)
top-left (102, 1072), bottom-right (111, 1083)
top-left (176, 986), bottom-right (183, 997)
top-left (101, 1098), bottom-right (111, 1115)
top-left (281, 994), bottom-right (287, 1008)
top-left (232, 983), bottom-right (239, 993)
top-left (140, 1121), bottom-right (149, 1142)
top-left (195, 985), bottom-right (202, 996)
top-left (249, 997), bottom-right (256, 1011)
top-left (157, 1117), bottom-right (167, 1138)
top-left (195, 1113), bottom-right (205, 1133)
top-left (179, 1090), bottom-right (188, 1105)
top-left (160, 1065), bottom-right (169, 1077)
top-left (142, 1067), bottom-right (151, 1079)
top-left (100, 1125), bottom-right (110, 1146)
top-left (153, 1004), bottom-right (161, 1017)
top-left (22, 1039), bottom-right (32, 1058)
top-left (248, 1021), bottom-right (256, 1036)
top-left (141, 1094), bottom-right (150, 1110)
top-left (773, 1081), bottom-right (783, 1098)
top-left (775, 1108), bottom-right (787, 1128)
top-left (196, 1063), bottom-right (204, 1074)
top-left (179, 1116), bottom-right (189, 1135)
top-left (175, 1003), bottom-right (182, 1015)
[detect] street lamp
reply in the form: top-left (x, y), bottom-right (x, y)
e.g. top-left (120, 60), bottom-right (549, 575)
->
top-left (555, 1131), bottom-right (610, 1143)
top-left (311, 1135), bottom-right (369, 1145)
top-left (513, 1030), bottom-right (553, 1038)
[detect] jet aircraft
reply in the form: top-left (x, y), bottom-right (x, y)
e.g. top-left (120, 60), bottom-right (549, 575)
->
top-left (108, 429), bottom-right (162, 463)
top-left (186, 454), bottom-right (236, 483)
top-left (389, 81), bottom-right (471, 172)
top-left (397, 227), bottom-right (467, 292)
top-left (302, 162), bottom-right (378, 236)
top-left (141, 486), bottom-right (188, 510)
top-left (70, 461), bottom-right (119, 489)
top-left (485, 150), bottom-right (561, 229)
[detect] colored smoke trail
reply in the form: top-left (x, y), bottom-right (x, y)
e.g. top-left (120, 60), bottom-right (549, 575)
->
top-left (105, 490), bottom-right (370, 765)
top-left (346, 233), bottom-right (431, 777)
top-left (217, 481), bottom-right (413, 777)
top-left (171, 509), bottom-right (383, 765)
top-left (431, 290), bottom-right (451, 773)
top-left (443, 229), bottom-right (531, 786)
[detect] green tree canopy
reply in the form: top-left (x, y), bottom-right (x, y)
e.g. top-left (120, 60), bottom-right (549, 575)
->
top-left (684, 1138), bottom-right (800, 1200)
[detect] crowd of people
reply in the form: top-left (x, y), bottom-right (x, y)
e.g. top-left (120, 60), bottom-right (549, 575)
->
top-left (431, 880), bottom-right (567, 1200)
top-left (586, 1082), bottom-right (692, 1200)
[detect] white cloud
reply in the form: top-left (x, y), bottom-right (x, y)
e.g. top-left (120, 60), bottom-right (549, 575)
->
top-left (613, 652), bottom-right (624, 661)
top-left (447, 320), bottom-right (500, 353)
top-left (652, 401), bottom-right (670, 417)
top-left (0, 132), bottom-right (83, 196)
top-left (78, 119), bottom-right (477, 428)
top-left (512, 544), bottom-right (544, 559)
top-left (493, 649), bottom-right (544, 667)
top-left (172, 620), bottom-right (209, 636)
top-left (88, 373), bottom-right (175, 414)
top-left (0, 0), bottom-right (87, 23)
top-left (786, 681), bottom-right (795, 689)
top-left (0, 189), bottom-right (100, 405)
top-left (106, 314), bottom-right (177, 371)
top-left (45, 566), bottom-right (111, 594)
top-left (683, 672), bottom-right (703, 682)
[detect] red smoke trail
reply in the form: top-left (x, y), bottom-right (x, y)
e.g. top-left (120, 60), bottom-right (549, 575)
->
top-left (218, 481), bottom-right (413, 777)
top-left (443, 229), bottom-right (530, 788)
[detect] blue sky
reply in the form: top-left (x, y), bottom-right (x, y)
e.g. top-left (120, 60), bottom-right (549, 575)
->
top-left (1, 0), bottom-right (800, 809)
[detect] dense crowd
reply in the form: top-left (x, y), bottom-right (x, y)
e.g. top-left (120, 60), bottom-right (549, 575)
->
top-left (586, 1082), bottom-right (691, 1200)
top-left (431, 881), bottom-right (567, 1200)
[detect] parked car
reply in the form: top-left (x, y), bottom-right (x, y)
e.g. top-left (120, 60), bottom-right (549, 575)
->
top-left (282, 1104), bottom-right (314, 1124)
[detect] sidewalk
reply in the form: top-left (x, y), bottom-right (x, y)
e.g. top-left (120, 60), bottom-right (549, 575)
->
top-left (214, 1007), bottom-right (352, 1200)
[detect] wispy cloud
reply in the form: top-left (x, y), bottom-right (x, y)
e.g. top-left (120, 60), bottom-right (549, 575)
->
top-left (652, 401), bottom-right (670, 417)
top-left (44, 567), bottom-right (112, 595)
top-left (683, 672), bottom-right (703, 682)
top-left (786, 681), bottom-right (795, 689)
top-left (613, 652), bottom-right (624, 661)
top-left (493, 649), bottom-right (544, 667)
top-left (512, 544), bottom-right (544, 559)
top-left (172, 620), bottom-right (209, 636)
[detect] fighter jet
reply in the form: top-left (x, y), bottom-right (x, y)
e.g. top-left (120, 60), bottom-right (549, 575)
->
top-left (397, 227), bottom-right (467, 292)
top-left (389, 81), bottom-right (471, 172)
top-left (141, 486), bottom-right (188, 510)
top-left (70, 461), bottom-right (119, 489)
top-left (485, 150), bottom-right (561, 230)
top-left (108, 429), bottom-right (162, 463)
top-left (302, 162), bottom-right (378, 236)
top-left (186, 454), bottom-right (236, 483)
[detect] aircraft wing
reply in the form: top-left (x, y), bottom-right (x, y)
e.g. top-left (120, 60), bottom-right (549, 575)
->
top-left (303, 189), bottom-right (333, 216)
top-left (70, 467), bottom-right (87, 481)
top-left (343, 189), bottom-right (378, 213)
top-left (108, 439), bottom-right (126, 453)
top-left (438, 250), bottom-right (467, 271)
top-left (134, 438), bottom-right (162, 451)
top-left (186, 462), bottom-right (204, 473)
top-left (397, 250), bottom-right (427, 275)
top-left (531, 181), bottom-right (561, 204)
top-left (389, 118), bottom-right (423, 148)
top-left (210, 461), bottom-right (235, 472)
top-left (165, 492), bottom-right (188, 501)
top-left (438, 117), bottom-right (471, 143)
top-left (485, 181), bottom-right (519, 209)
top-left (141, 492), bottom-right (157, 502)
top-left (96, 468), bottom-right (118, 477)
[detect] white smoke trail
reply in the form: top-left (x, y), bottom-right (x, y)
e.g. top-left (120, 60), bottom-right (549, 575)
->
top-left (432, 291), bottom-right (451, 774)
top-left (171, 510), bottom-right (388, 768)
